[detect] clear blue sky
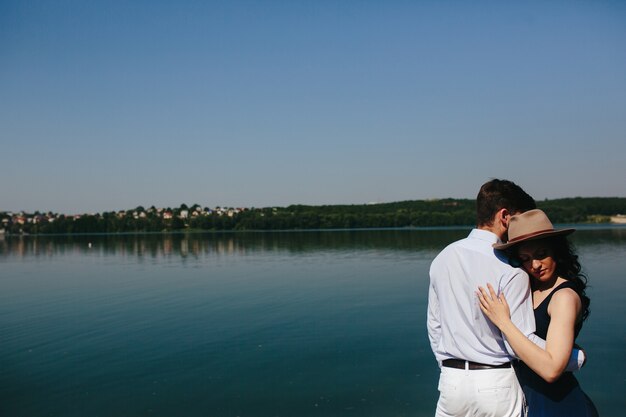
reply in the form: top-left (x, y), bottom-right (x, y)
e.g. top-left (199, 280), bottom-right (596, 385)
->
top-left (2, 0), bottom-right (625, 213)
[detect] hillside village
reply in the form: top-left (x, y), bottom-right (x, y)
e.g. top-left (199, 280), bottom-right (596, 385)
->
top-left (0, 205), bottom-right (250, 235)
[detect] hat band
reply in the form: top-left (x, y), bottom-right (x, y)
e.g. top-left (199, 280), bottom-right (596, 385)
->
top-left (507, 228), bottom-right (556, 244)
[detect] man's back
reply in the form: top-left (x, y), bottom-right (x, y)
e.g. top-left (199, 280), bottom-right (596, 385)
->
top-left (428, 229), bottom-right (535, 365)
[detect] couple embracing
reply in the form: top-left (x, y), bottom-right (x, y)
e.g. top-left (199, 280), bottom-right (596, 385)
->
top-left (427, 179), bottom-right (598, 417)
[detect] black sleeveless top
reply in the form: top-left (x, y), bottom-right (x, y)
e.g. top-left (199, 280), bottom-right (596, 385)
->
top-left (533, 281), bottom-right (583, 339)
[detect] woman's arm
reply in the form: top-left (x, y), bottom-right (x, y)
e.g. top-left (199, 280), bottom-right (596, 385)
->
top-left (477, 283), bottom-right (581, 383)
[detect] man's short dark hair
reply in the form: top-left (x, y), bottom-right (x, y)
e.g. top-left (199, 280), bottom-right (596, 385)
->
top-left (476, 179), bottom-right (536, 227)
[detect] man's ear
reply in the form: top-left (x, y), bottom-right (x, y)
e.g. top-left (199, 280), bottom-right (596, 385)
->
top-left (499, 208), bottom-right (511, 228)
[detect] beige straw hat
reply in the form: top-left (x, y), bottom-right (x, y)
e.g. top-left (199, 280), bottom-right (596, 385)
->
top-left (493, 209), bottom-right (575, 250)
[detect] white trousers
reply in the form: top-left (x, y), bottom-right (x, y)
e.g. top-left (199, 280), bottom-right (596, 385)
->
top-left (435, 365), bottom-right (526, 417)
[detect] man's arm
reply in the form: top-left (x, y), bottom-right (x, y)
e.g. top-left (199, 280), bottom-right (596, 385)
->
top-left (500, 270), bottom-right (585, 371)
top-left (500, 269), bottom-right (537, 351)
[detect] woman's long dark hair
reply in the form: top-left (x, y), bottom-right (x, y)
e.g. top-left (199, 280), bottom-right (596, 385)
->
top-left (547, 235), bottom-right (590, 322)
top-left (513, 235), bottom-right (591, 323)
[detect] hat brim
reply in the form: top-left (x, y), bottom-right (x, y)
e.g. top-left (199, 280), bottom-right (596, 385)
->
top-left (493, 228), bottom-right (576, 250)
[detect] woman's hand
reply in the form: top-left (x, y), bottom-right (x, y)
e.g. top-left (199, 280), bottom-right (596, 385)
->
top-left (477, 283), bottom-right (512, 330)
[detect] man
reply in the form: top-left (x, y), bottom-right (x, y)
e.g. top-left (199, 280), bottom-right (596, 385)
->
top-left (427, 179), bottom-right (583, 417)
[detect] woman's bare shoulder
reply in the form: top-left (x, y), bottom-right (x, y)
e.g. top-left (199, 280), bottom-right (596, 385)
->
top-left (549, 286), bottom-right (582, 315)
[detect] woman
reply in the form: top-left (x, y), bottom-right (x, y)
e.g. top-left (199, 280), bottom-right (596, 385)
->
top-left (477, 209), bottom-right (598, 417)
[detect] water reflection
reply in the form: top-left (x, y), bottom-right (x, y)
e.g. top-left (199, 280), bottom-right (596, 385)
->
top-left (0, 229), bottom-right (466, 259)
top-left (1, 227), bottom-right (625, 260)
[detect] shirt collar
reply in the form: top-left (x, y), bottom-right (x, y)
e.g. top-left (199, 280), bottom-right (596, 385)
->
top-left (469, 228), bottom-right (502, 245)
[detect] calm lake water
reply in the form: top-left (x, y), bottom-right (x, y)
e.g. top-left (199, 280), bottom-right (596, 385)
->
top-left (1, 227), bottom-right (625, 417)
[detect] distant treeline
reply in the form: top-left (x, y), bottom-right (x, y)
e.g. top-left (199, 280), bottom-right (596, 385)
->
top-left (3, 197), bottom-right (626, 235)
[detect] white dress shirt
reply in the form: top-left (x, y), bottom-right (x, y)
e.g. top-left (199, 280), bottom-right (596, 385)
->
top-left (427, 229), bottom-right (545, 366)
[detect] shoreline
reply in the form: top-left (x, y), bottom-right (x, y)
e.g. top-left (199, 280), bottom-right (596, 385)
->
top-left (3, 222), bottom-right (626, 238)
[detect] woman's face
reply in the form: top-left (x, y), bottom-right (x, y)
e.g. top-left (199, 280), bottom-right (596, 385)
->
top-left (516, 240), bottom-right (557, 282)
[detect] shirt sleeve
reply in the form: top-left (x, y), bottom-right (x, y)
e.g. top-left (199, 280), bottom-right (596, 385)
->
top-left (500, 269), bottom-right (545, 356)
top-left (427, 264), bottom-right (442, 362)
